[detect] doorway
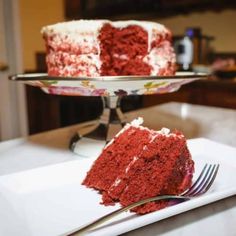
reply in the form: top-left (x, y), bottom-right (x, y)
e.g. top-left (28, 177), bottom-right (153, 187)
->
top-left (0, 0), bottom-right (28, 141)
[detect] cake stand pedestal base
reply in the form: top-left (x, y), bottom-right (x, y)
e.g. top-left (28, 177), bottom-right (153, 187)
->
top-left (70, 96), bottom-right (126, 156)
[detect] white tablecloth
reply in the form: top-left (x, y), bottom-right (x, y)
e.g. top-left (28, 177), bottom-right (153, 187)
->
top-left (0, 102), bottom-right (236, 236)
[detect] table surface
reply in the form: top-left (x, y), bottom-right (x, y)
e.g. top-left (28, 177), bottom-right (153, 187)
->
top-left (0, 102), bottom-right (236, 236)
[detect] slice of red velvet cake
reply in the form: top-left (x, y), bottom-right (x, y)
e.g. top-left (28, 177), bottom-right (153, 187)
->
top-left (41, 20), bottom-right (176, 77)
top-left (82, 118), bottom-right (194, 214)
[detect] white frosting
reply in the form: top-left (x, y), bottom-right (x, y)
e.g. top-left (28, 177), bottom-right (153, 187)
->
top-left (143, 41), bottom-right (176, 75)
top-left (159, 127), bottom-right (170, 135)
top-left (110, 178), bottom-right (121, 188)
top-left (108, 155), bottom-right (139, 194)
top-left (105, 117), bottom-right (178, 150)
top-left (41, 20), bottom-right (166, 35)
top-left (42, 20), bottom-right (106, 67)
top-left (144, 50), bottom-right (166, 74)
top-left (112, 20), bottom-right (165, 31)
top-left (125, 156), bottom-right (138, 173)
top-left (41, 20), bottom-right (108, 35)
top-left (130, 117), bottom-right (143, 126)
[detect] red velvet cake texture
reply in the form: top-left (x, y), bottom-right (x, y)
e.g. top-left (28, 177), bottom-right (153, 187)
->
top-left (41, 20), bottom-right (176, 77)
top-left (82, 118), bottom-right (194, 214)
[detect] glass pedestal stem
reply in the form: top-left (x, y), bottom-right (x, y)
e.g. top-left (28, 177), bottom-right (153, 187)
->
top-left (70, 96), bottom-right (126, 153)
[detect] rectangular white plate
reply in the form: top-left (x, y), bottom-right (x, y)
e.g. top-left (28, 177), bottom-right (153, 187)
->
top-left (0, 138), bottom-right (236, 236)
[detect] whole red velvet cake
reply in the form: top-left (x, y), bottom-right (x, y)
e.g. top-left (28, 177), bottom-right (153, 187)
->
top-left (82, 118), bottom-right (194, 214)
top-left (41, 20), bottom-right (176, 77)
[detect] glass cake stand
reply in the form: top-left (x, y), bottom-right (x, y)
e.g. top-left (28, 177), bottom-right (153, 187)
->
top-left (11, 72), bottom-right (207, 156)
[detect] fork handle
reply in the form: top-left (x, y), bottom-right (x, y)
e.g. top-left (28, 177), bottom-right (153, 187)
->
top-left (68, 195), bottom-right (189, 236)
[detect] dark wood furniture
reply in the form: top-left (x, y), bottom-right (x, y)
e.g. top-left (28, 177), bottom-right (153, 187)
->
top-left (26, 86), bottom-right (143, 134)
top-left (143, 79), bottom-right (236, 109)
top-left (65, 0), bottom-right (236, 20)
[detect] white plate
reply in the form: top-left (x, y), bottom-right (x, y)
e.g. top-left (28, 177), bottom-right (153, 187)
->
top-left (0, 138), bottom-right (236, 236)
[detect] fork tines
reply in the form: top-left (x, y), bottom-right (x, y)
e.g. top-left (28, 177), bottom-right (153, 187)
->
top-left (182, 163), bottom-right (220, 197)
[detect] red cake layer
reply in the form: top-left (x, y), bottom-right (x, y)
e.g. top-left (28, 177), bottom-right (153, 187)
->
top-left (41, 20), bottom-right (176, 77)
top-left (99, 24), bottom-right (151, 76)
top-left (82, 119), bottom-right (194, 214)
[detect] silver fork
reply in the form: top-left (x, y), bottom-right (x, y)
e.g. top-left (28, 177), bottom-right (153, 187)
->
top-left (68, 163), bottom-right (220, 236)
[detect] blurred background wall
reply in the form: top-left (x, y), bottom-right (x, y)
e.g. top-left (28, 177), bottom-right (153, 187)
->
top-left (156, 10), bottom-right (236, 53)
top-left (19, 0), bottom-right (64, 71)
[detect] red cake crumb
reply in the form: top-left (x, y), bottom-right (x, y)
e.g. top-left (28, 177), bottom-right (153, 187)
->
top-left (82, 118), bottom-right (194, 214)
top-left (101, 191), bottom-right (116, 206)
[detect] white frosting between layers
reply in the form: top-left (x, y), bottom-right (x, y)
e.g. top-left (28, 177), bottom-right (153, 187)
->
top-left (125, 156), bottom-right (138, 174)
top-left (108, 155), bottom-right (139, 194)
